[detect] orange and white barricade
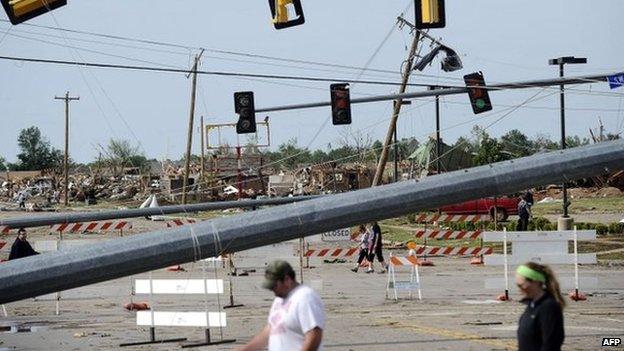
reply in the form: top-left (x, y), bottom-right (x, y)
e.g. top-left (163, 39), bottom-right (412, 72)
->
top-left (386, 253), bottom-right (421, 301)
top-left (410, 246), bottom-right (492, 257)
top-left (413, 213), bottom-right (489, 224)
top-left (414, 229), bottom-right (482, 240)
top-left (0, 226), bottom-right (11, 235)
top-left (49, 221), bottom-right (132, 234)
top-left (303, 247), bottom-right (358, 258)
top-left (165, 218), bottom-right (198, 228)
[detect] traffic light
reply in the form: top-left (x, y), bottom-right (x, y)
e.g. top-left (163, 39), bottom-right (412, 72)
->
top-left (234, 91), bottom-right (257, 134)
top-left (268, 0), bottom-right (305, 30)
top-left (1, 0), bottom-right (67, 25)
top-left (463, 72), bottom-right (493, 115)
top-left (330, 83), bottom-right (351, 125)
top-left (415, 0), bottom-right (445, 29)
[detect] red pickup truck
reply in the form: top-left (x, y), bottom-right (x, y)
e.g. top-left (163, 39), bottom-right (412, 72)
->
top-left (439, 196), bottom-right (519, 221)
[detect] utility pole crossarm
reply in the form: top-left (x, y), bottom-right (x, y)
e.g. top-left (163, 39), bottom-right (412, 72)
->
top-left (255, 72), bottom-right (613, 113)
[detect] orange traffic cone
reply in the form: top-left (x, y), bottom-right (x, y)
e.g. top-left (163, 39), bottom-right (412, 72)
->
top-left (419, 259), bottom-right (435, 266)
top-left (124, 302), bottom-right (150, 311)
top-left (569, 290), bottom-right (587, 301)
top-left (470, 256), bottom-right (484, 265)
top-left (496, 291), bottom-right (511, 301)
top-left (166, 265), bottom-right (185, 272)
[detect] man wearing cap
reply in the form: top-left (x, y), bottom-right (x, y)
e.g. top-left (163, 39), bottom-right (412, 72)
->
top-left (238, 260), bottom-right (325, 351)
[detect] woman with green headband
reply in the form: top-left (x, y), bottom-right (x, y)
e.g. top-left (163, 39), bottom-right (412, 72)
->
top-left (516, 262), bottom-right (566, 351)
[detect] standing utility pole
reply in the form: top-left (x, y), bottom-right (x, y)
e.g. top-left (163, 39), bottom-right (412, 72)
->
top-left (182, 50), bottom-right (204, 204)
top-left (54, 92), bottom-right (79, 206)
top-left (200, 116), bottom-right (206, 182)
top-left (372, 31), bottom-right (420, 186)
top-left (548, 56), bottom-right (586, 226)
top-left (430, 86), bottom-right (442, 175)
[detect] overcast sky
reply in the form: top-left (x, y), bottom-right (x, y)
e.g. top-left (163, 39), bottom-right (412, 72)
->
top-left (0, 0), bottom-right (622, 163)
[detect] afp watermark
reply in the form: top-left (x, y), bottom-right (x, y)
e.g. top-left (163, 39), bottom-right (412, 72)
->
top-left (602, 338), bottom-right (621, 347)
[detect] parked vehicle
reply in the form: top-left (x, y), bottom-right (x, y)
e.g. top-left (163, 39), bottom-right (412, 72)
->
top-left (439, 196), bottom-right (519, 221)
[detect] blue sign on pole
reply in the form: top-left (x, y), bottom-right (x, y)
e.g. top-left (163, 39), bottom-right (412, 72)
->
top-left (607, 73), bottom-right (624, 89)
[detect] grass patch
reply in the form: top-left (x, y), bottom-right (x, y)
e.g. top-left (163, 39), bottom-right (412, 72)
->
top-left (532, 197), bottom-right (624, 215)
top-left (598, 252), bottom-right (624, 260)
top-left (575, 241), bottom-right (623, 253)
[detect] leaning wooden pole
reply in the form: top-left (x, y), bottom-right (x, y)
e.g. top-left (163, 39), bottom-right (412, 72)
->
top-left (0, 140), bottom-right (622, 303)
top-left (372, 31), bottom-right (420, 186)
top-left (182, 54), bottom-right (200, 204)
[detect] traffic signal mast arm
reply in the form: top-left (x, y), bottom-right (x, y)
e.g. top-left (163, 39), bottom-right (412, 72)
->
top-left (254, 72), bottom-right (614, 113)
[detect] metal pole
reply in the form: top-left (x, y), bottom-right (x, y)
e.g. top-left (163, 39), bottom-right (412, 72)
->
top-left (255, 72), bottom-right (612, 113)
top-left (393, 104), bottom-right (399, 183)
top-left (559, 63), bottom-right (569, 217)
top-left (503, 228), bottom-right (509, 301)
top-left (435, 92), bottom-right (441, 175)
top-left (64, 93), bottom-right (69, 206)
top-left (236, 146), bottom-right (242, 200)
top-left (0, 139), bottom-right (622, 303)
top-left (299, 238), bottom-right (304, 283)
top-left (182, 54), bottom-right (200, 205)
top-left (573, 226), bottom-right (580, 299)
top-left (372, 32), bottom-right (421, 186)
top-left (0, 195), bottom-right (321, 230)
top-left (331, 162), bottom-right (337, 193)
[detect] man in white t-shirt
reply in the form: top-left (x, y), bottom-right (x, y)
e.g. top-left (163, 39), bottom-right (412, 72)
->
top-left (238, 260), bottom-right (325, 351)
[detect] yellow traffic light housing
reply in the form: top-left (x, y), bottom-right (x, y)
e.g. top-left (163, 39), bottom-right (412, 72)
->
top-left (269, 0), bottom-right (305, 30)
top-left (1, 0), bottom-right (67, 25)
top-left (415, 0), bottom-right (445, 29)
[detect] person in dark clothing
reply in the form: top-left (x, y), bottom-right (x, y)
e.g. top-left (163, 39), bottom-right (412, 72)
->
top-left (8, 228), bottom-right (39, 260)
top-left (367, 222), bottom-right (387, 273)
top-left (524, 190), bottom-right (534, 207)
top-left (516, 195), bottom-right (530, 231)
top-left (516, 262), bottom-right (565, 351)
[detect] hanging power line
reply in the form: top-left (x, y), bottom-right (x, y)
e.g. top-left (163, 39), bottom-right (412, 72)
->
top-left (0, 54), bottom-right (460, 88)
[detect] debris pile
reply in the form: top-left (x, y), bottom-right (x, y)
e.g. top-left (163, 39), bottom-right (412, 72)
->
top-left (0, 173), bottom-right (151, 210)
top-left (535, 186), bottom-right (622, 200)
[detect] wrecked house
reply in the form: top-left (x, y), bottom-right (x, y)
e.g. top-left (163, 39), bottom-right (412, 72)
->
top-left (268, 173), bottom-right (295, 197)
top-left (204, 153), bottom-right (269, 197)
top-left (409, 137), bottom-right (473, 177)
top-left (290, 163), bottom-right (374, 195)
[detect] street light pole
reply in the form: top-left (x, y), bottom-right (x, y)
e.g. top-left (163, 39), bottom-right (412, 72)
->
top-left (548, 56), bottom-right (587, 227)
top-left (428, 86), bottom-right (442, 175)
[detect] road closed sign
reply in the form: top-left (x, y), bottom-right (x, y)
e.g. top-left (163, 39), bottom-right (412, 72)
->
top-left (321, 228), bottom-right (352, 242)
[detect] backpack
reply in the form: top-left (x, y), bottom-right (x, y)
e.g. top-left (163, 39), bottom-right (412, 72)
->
top-left (518, 200), bottom-right (529, 218)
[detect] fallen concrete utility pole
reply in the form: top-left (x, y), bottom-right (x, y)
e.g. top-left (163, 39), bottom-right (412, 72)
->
top-left (0, 140), bottom-right (622, 303)
top-left (255, 72), bottom-right (615, 113)
top-left (0, 196), bottom-right (319, 230)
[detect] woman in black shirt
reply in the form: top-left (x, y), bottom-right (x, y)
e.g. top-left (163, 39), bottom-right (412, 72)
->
top-left (515, 262), bottom-right (565, 351)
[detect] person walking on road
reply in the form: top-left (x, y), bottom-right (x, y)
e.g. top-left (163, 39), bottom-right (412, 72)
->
top-left (516, 195), bottom-right (530, 231)
top-left (366, 222), bottom-right (386, 273)
top-left (238, 260), bottom-right (325, 351)
top-left (9, 228), bottom-right (39, 260)
top-left (17, 192), bottom-right (26, 209)
top-left (351, 225), bottom-right (370, 273)
top-left (516, 262), bottom-right (565, 351)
